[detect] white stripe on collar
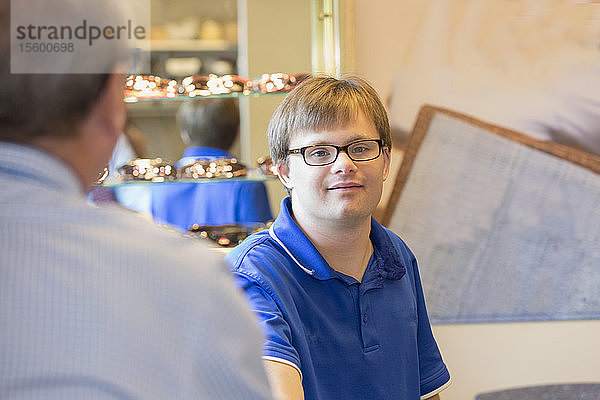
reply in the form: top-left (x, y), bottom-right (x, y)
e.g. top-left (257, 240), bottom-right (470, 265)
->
top-left (268, 225), bottom-right (315, 275)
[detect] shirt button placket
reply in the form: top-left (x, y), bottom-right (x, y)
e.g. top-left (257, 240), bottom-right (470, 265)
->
top-left (358, 290), bottom-right (370, 348)
top-left (357, 290), bottom-right (365, 346)
top-left (359, 288), bottom-right (379, 351)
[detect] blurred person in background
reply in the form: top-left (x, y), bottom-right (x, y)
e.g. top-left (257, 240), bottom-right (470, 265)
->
top-left (151, 97), bottom-right (273, 232)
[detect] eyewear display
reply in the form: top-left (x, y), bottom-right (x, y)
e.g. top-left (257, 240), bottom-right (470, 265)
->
top-left (118, 158), bottom-right (177, 182)
top-left (123, 72), bottom-right (311, 101)
top-left (178, 158), bottom-right (247, 179)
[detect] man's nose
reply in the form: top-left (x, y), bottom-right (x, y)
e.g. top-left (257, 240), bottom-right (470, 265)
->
top-left (331, 150), bottom-right (357, 173)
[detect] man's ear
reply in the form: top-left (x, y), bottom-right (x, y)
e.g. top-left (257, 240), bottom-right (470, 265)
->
top-left (88, 73), bottom-right (126, 143)
top-left (276, 161), bottom-right (294, 191)
top-left (382, 147), bottom-right (391, 182)
top-left (44, 73), bottom-right (126, 189)
top-left (180, 129), bottom-right (191, 145)
top-left (78, 73), bottom-right (126, 183)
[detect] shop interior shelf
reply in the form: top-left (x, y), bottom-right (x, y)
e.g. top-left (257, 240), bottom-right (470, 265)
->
top-left (100, 174), bottom-right (278, 187)
top-left (124, 90), bottom-right (290, 103)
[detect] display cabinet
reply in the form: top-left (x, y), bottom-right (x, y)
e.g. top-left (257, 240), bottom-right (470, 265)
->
top-left (123, 0), bottom-right (341, 213)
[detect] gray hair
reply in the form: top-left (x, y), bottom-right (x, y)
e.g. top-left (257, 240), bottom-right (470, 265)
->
top-left (267, 75), bottom-right (392, 165)
top-left (0, 0), bottom-right (129, 143)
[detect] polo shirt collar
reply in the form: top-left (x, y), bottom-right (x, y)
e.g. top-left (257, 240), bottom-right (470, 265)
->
top-left (0, 141), bottom-right (82, 195)
top-left (269, 197), bottom-right (406, 282)
top-left (369, 215), bottom-right (407, 281)
top-left (181, 146), bottom-right (232, 159)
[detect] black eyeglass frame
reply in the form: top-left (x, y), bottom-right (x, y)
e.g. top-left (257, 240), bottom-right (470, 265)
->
top-left (287, 139), bottom-right (385, 166)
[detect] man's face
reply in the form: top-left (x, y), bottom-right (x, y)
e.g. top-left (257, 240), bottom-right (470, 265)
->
top-left (278, 110), bottom-right (390, 226)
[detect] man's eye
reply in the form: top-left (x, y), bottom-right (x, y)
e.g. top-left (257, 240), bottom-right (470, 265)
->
top-left (351, 146), bottom-right (368, 154)
top-left (309, 148), bottom-right (331, 158)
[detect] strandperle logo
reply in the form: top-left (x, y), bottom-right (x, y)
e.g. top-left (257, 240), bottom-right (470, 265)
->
top-left (11, 0), bottom-right (150, 74)
top-left (15, 19), bottom-right (146, 47)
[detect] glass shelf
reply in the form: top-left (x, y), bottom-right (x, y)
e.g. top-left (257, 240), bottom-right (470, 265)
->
top-left (100, 174), bottom-right (278, 187)
top-left (124, 90), bottom-right (289, 103)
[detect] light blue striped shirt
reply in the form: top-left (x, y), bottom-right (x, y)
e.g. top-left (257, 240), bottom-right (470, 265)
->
top-left (0, 142), bottom-right (271, 399)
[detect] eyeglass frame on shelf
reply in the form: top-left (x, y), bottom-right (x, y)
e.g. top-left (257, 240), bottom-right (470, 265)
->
top-left (287, 139), bottom-right (385, 166)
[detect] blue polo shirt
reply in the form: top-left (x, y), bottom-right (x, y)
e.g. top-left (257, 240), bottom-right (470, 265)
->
top-left (226, 197), bottom-right (451, 400)
top-left (150, 147), bottom-right (273, 231)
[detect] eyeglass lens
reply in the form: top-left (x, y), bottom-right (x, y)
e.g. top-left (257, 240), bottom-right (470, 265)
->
top-left (305, 140), bottom-right (380, 166)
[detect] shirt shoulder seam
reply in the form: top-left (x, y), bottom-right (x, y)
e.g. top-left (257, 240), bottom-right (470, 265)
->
top-left (229, 234), bottom-right (271, 270)
top-left (230, 235), bottom-right (286, 308)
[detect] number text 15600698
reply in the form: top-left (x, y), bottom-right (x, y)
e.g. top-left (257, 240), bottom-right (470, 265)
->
top-left (19, 42), bottom-right (74, 53)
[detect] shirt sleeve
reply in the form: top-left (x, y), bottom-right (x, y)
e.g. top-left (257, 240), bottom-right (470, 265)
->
top-left (232, 272), bottom-right (302, 374)
top-left (412, 258), bottom-right (451, 398)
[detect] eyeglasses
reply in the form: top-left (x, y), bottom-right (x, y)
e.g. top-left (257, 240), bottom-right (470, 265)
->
top-left (288, 139), bottom-right (384, 166)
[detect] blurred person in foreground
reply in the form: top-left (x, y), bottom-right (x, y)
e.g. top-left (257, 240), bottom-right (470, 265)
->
top-left (151, 97), bottom-right (272, 231)
top-left (0, 0), bottom-right (271, 398)
top-left (226, 76), bottom-right (451, 400)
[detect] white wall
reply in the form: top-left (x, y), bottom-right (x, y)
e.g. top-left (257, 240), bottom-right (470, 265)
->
top-left (433, 321), bottom-right (600, 400)
top-left (352, 2), bottom-right (600, 398)
top-left (352, 0), bottom-right (600, 134)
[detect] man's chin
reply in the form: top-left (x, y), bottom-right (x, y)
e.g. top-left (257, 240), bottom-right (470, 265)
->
top-left (331, 203), bottom-right (375, 222)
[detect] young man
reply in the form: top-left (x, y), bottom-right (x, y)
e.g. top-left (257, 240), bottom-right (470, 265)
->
top-left (226, 76), bottom-right (451, 400)
top-left (0, 1), bottom-right (270, 398)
